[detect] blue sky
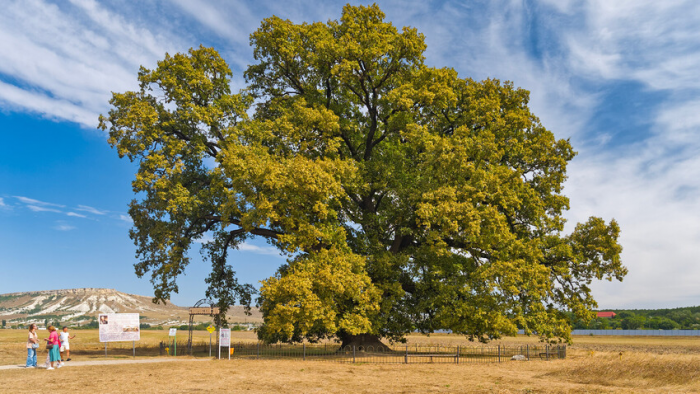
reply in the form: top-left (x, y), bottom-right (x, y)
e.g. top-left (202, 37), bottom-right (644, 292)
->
top-left (1, 0), bottom-right (699, 309)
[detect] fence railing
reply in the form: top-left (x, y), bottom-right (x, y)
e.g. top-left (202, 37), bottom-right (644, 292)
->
top-left (46, 340), bottom-right (565, 364)
top-left (221, 342), bottom-right (566, 364)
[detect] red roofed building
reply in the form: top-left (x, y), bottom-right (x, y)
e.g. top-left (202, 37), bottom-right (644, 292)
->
top-left (597, 311), bottom-right (616, 318)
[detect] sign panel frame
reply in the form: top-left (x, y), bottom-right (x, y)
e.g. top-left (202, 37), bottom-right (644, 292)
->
top-left (98, 313), bottom-right (140, 343)
top-left (219, 328), bottom-right (231, 360)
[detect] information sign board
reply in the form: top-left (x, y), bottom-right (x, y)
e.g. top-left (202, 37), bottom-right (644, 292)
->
top-left (206, 325), bottom-right (216, 333)
top-left (218, 328), bottom-right (231, 360)
top-left (98, 313), bottom-right (140, 342)
top-left (169, 328), bottom-right (177, 336)
top-left (219, 328), bottom-right (231, 347)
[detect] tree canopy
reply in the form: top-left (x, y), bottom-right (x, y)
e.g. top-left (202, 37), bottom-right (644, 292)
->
top-left (99, 4), bottom-right (626, 345)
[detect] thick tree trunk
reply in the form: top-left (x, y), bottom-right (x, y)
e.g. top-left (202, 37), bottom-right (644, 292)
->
top-left (338, 333), bottom-right (389, 350)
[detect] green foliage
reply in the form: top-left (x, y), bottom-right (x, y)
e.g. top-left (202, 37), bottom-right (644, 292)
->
top-left (100, 4), bottom-right (625, 344)
top-left (80, 321), bottom-right (99, 329)
top-left (31, 314), bottom-right (62, 322)
top-left (0, 294), bottom-right (20, 303)
top-left (573, 307), bottom-right (700, 330)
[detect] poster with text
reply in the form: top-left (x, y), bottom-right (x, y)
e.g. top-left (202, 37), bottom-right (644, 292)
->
top-left (98, 313), bottom-right (140, 342)
top-left (219, 328), bottom-right (231, 347)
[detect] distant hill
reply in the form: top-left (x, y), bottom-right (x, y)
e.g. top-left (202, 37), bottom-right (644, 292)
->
top-left (0, 288), bottom-right (262, 327)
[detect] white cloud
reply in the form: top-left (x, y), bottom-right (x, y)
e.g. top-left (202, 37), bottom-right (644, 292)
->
top-left (564, 101), bottom-right (700, 308)
top-left (389, 0), bottom-right (598, 142)
top-left (66, 212), bottom-right (87, 218)
top-left (192, 233), bottom-right (282, 257)
top-left (539, 0), bottom-right (700, 308)
top-left (119, 214), bottom-right (133, 224)
top-left (560, 0), bottom-right (700, 91)
top-left (192, 233), bottom-right (213, 245)
top-left (14, 196), bottom-right (64, 207)
top-left (0, 0), bottom-right (184, 127)
top-left (237, 243), bottom-right (282, 257)
top-left (0, 81), bottom-right (97, 126)
top-left (27, 205), bottom-right (63, 213)
top-left (55, 224), bottom-right (76, 231)
top-left (0, 197), bottom-right (5, 207)
top-left (76, 205), bottom-right (107, 215)
top-left (169, 0), bottom-right (256, 47)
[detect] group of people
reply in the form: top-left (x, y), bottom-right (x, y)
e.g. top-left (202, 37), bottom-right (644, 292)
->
top-left (26, 324), bottom-right (75, 369)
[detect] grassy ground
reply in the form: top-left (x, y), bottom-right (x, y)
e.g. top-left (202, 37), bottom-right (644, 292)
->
top-left (2, 353), bottom-right (700, 393)
top-left (2, 329), bottom-right (700, 393)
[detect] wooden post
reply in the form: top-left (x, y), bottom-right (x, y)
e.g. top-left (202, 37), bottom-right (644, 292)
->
top-left (303, 342), bottom-right (306, 361)
top-left (353, 345), bottom-right (356, 363)
top-left (526, 344), bottom-right (529, 361)
top-left (405, 345), bottom-right (408, 364)
top-left (498, 345), bottom-right (501, 363)
top-left (457, 346), bottom-right (460, 364)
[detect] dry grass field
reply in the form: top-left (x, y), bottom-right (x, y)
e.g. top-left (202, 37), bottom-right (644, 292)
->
top-left (2, 329), bottom-right (700, 393)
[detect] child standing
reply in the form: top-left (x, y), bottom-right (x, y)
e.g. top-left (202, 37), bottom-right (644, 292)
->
top-left (59, 326), bottom-right (76, 361)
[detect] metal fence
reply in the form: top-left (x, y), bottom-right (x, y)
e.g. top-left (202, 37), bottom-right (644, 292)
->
top-left (46, 340), bottom-right (565, 364)
top-left (223, 342), bottom-right (566, 364)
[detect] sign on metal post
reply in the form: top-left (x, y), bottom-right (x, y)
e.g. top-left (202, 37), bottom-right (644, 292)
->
top-left (169, 328), bottom-right (177, 356)
top-left (219, 328), bottom-right (231, 360)
top-left (207, 325), bottom-right (215, 357)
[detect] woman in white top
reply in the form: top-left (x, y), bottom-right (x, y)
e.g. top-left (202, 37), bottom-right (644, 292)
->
top-left (26, 324), bottom-right (39, 368)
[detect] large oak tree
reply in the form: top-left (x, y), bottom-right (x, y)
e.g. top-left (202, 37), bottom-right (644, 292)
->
top-left (99, 4), bottom-right (625, 346)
